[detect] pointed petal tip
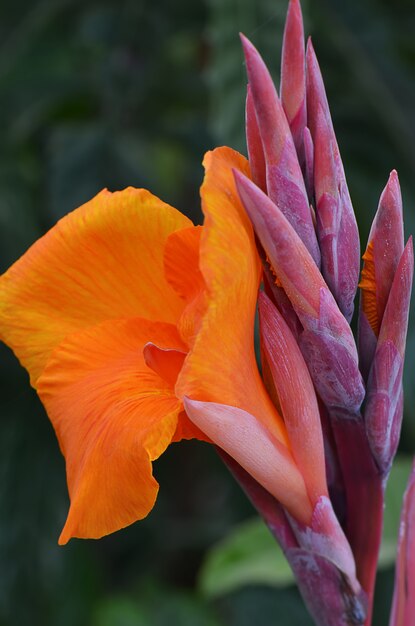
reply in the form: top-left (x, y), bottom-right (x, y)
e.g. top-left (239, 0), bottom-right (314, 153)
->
top-left (232, 168), bottom-right (253, 203)
top-left (281, 0), bottom-right (306, 127)
top-left (389, 168), bottom-right (399, 181)
top-left (285, 0), bottom-right (303, 31)
top-left (381, 169), bottom-right (402, 208)
top-left (239, 31), bottom-right (251, 51)
top-left (239, 34), bottom-right (264, 72)
top-left (58, 533), bottom-right (69, 546)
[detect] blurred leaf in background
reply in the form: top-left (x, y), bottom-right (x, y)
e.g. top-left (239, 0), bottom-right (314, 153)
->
top-left (0, 0), bottom-right (415, 625)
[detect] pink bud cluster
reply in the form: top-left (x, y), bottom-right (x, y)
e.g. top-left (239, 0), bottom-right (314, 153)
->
top-left (230, 2), bottom-right (414, 625)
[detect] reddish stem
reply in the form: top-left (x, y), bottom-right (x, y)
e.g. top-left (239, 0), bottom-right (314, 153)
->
top-left (217, 448), bottom-right (367, 626)
top-left (331, 416), bottom-right (384, 626)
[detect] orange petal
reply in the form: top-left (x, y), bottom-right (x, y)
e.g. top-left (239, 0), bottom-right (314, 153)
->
top-left (0, 188), bottom-right (191, 385)
top-left (37, 317), bottom-right (188, 543)
top-left (359, 241), bottom-right (379, 335)
top-left (172, 409), bottom-right (211, 443)
top-left (164, 225), bottom-right (204, 301)
top-left (143, 343), bottom-right (187, 387)
top-left (176, 147), bottom-right (288, 446)
top-left (164, 225), bottom-right (207, 346)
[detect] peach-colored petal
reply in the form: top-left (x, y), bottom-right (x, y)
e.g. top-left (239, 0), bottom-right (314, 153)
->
top-left (0, 188), bottom-right (191, 385)
top-left (176, 147), bottom-right (288, 446)
top-left (185, 398), bottom-right (312, 524)
top-left (37, 317), bottom-right (189, 543)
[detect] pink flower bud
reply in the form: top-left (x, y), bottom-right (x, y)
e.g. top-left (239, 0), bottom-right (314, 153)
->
top-left (245, 85), bottom-right (267, 192)
top-left (233, 169), bottom-right (364, 413)
top-left (240, 33), bottom-right (320, 267)
top-left (306, 40), bottom-right (360, 322)
top-left (280, 0), bottom-right (307, 168)
top-left (359, 171), bottom-right (405, 380)
top-left (364, 240), bottom-right (413, 473)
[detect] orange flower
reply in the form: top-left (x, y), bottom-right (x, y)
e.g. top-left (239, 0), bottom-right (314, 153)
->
top-left (0, 147), bottom-right (321, 544)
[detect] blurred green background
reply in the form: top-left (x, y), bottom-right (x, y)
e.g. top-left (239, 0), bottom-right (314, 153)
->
top-left (0, 0), bottom-right (414, 624)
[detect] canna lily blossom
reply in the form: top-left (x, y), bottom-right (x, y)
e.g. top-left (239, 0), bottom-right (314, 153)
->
top-left (0, 146), bottom-right (334, 547)
top-left (1, 0), bottom-right (415, 625)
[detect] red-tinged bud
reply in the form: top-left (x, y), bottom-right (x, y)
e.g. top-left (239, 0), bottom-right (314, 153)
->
top-left (306, 40), bottom-right (360, 323)
top-left (390, 460), bottom-right (415, 626)
top-left (258, 292), bottom-right (327, 506)
top-left (299, 288), bottom-right (365, 414)
top-left (240, 34), bottom-right (320, 267)
top-left (245, 85), bottom-right (267, 192)
top-left (280, 0), bottom-right (307, 167)
top-left (234, 169), bottom-right (322, 317)
top-left (364, 240), bottom-right (413, 474)
top-left (377, 238), bottom-right (413, 359)
top-left (291, 496), bottom-right (359, 592)
top-left (290, 497), bottom-right (366, 624)
top-left (183, 398), bottom-right (313, 524)
top-left (233, 170), bottom-right (365, 414)
top-left (359, 171), bottom-right (405, 380)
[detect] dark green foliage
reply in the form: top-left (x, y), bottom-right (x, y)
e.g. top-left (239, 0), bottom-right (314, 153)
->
top-left (0, 1), bottom-right (414, 625)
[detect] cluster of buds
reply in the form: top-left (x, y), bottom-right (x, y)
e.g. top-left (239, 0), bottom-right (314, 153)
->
top-left (224, 1), bottom-right (414, 624)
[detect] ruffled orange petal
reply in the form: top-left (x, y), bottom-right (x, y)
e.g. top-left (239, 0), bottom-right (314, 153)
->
top-left (176, 147), bottom-right (288, 446)
top-left (164, 226), bottom-right (204, 301)
top-left (36, 317), bottom-right (188, 543)
top-left (0, 188), bottom-right (191, 385)
top-left (164, 225), bottom-right (207, 346)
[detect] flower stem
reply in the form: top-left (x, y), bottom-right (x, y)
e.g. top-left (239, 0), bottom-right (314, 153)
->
top-left (331, 415), bottom-right (384, 625)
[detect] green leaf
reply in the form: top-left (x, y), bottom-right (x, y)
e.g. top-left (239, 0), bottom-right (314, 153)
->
top-left (92, 597), bottom-right (147, 626)
top-left (198, 517), bottom-right (294, 598)
top-left (379, 454), bottom-right (413, 568)
top-left (199, 455), bottom-right (413, 598)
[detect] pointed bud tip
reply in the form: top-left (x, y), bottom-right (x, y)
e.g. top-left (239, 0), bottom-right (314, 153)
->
top-left (285, 0), bottom-right (303, 28)
top-left (306, 36), bottom-right (314, 55)
top-left (239, 34), bottom-right (262, 77)
top-left (389, 168), bottom-right (399, 183)
top-left (232, 167), bottom-right (249, 190)
top-left (239, 32), bottom-right (253, 53)
top-left (382, 169), bottom-right (401, 203)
